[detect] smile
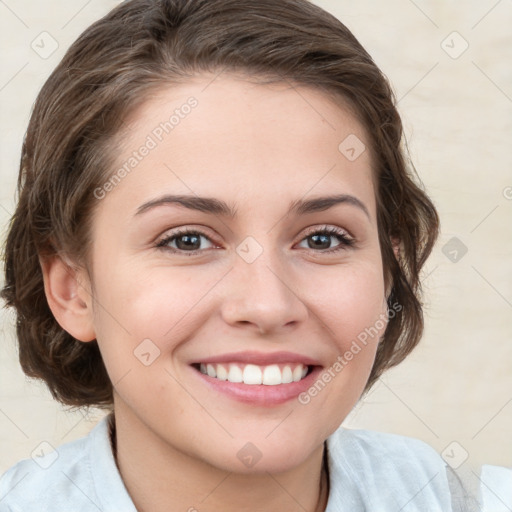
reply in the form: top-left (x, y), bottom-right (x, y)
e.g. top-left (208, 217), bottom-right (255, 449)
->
top-left (197, 363), bottom-right (310, 385)
top-left (190, 351), bottom-right (322, 405)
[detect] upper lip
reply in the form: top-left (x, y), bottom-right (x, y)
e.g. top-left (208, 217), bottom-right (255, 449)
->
top-left (191, 351), bottom-right (322, 367)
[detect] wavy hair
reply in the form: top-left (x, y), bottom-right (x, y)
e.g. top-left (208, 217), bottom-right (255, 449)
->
top-left (1, 0), bottom-right (439, 408)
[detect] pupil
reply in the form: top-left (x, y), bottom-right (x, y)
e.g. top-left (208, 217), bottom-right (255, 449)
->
top-left (177, 234), bottom-right (200, 250)
top-left (309, 234), bottom-right (330, 249)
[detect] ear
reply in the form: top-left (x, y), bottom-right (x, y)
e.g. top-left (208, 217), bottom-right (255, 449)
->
top-left (40, 254), bottom-right (96, 342)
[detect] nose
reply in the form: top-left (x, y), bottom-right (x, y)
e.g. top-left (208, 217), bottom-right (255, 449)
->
top-left (220, 252), bottom-right (309, 335)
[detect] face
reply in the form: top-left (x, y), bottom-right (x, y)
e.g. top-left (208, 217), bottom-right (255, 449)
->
top-left (83, 74), bottom-right (388, 474)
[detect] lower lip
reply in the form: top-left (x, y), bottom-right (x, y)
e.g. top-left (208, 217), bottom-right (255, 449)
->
top-left (191, 365), bottom-right (323, 405)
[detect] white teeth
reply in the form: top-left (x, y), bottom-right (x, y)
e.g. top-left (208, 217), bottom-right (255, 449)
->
top-left (198, 363), bottom-right (309, 385)
top-left (281, 365), bottom-right (293, 384)
top-left (243, 364), bottom-right (262, 385)
top-left (262, 365), bottom-right (281, 385)
top-left (216, 364), bottom-right (228, 381)
top-left (292, 365), bottom-right (303, 382)
top-left (206, 364), bottom-right (216, 378)
top-left (227, 365), bottom-right (243, 383)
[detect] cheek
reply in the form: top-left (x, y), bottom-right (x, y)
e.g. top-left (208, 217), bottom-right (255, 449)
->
top-left (88, 265), bottom-right (194, 395)
top-left (304, 265), bottom-right (387, 412)
top-left (302, 259), bottom-right (387, 393)
top-left (290, 262), bottom-right (388, 441)
top-left (303, 259), bottom-right (387, 344)
top-left (91, 261), bottom-right (219, 349)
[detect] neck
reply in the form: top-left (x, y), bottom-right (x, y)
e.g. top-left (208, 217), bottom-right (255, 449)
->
top-left (109, 408), bottom-right (329, 512)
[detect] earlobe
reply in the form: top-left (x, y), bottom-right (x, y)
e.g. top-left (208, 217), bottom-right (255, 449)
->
top-left (39, 254), bottom-right (96, 342)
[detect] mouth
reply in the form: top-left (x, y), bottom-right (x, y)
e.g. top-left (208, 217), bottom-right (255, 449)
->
top-left (189, 351), bottom-right (323, 405)
top-left (192, 362), bottom-right (313, 385)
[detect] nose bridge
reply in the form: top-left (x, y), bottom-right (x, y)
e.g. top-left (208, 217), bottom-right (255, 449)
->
top-left (220, 241), bottom-right (308, 333)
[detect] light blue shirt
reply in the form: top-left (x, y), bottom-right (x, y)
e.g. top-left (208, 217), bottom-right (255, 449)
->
top-left (0, 413), bottom-right (510, 511)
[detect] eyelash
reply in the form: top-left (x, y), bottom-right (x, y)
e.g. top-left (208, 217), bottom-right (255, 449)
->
top-left (155, 226), bottom-right (355, 256)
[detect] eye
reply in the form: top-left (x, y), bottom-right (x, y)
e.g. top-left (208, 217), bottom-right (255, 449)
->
top-left (156, 229), bottom-right (217, 254)
top-left (297, 226), bottom-right (355, 253)
top-left (155, 225), bottom-right (355, 256)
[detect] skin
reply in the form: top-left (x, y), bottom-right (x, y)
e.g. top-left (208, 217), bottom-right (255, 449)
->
top-left (42, 74), bottom-right (389, 511)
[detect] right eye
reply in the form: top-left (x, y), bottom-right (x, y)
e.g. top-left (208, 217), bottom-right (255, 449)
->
top-left (156, 228), bottom-right (219, 255)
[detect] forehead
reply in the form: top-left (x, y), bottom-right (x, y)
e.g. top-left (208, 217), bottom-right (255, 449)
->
top-left (103, 73), bottom-right (375, 219)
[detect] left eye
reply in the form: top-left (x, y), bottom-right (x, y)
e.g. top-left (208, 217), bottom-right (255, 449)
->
top-left (297, 228), bottom-right (354, 252)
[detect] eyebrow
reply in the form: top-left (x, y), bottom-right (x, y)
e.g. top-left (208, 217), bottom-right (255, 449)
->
top-left (134, 193), bottom-right (370, 220)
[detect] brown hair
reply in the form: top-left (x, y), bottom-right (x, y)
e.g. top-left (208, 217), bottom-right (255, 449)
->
top-left (1, 0), bottom-right (439, 409)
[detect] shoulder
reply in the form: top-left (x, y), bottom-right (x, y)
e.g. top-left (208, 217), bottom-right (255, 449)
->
top-left (325, 427), bottom-right (453, 511)
top-left (0, 413), bottom-right (134, 512)
top-left (326, 428), bottom-right (512, 511)
top-left (328, 426), bottom-right (444, 466)
top-left (0, 431), bottom-right (91, 512)
top-left (479, 464), bottom-right (512, 511)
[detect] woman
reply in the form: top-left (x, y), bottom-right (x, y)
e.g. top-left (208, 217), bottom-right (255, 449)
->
top-left (1, 0), bottom-right (506, 510)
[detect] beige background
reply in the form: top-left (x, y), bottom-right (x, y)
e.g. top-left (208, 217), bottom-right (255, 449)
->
top-left (1, 0), bottom-right (511, 476)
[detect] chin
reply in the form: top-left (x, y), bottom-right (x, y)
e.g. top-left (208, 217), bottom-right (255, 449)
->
top-left (200, 434), bottom-right (323, 475)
